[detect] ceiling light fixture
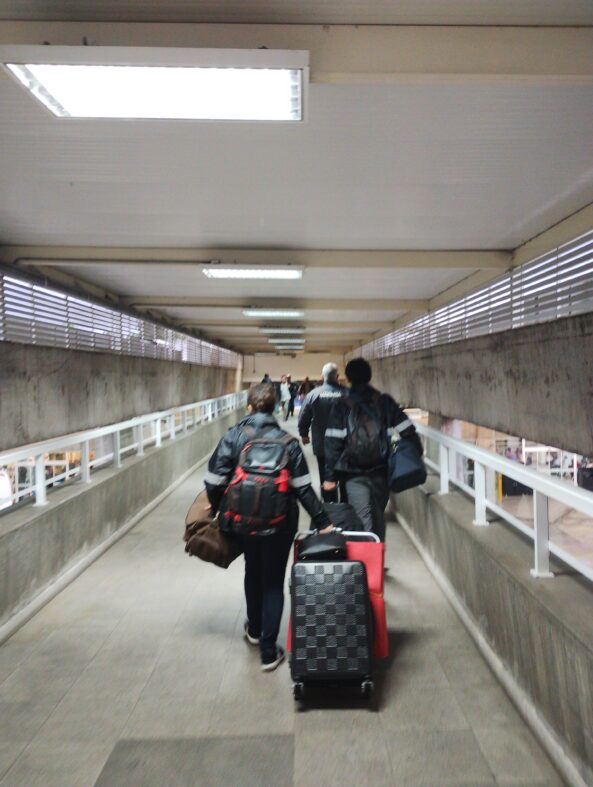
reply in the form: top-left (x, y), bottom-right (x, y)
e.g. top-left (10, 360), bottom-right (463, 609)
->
top-left (243, 309), bottom-right (304, 319)
top-left (268, 338), bottom-right (305, 345)
top-left (203, 265), bottom-right (302, 280)
top-left (259, 327), bottom-right (305, 334)
top-left (1, 45), bottom-right (308, 121)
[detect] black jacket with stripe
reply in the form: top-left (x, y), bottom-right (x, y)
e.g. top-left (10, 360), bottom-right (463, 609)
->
top-left (204, 412), bottom-right (330, 530)
top-left (324, 383), bottom-right (423, 481)
top-left (297, 380), bottom-right (347, 456)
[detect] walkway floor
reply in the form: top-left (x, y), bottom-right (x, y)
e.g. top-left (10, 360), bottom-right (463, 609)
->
top-left (0, 421), bottom-right (563, 786)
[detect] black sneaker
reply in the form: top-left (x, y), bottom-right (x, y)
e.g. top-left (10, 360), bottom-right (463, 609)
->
top-left (261, 646), bottom-right (285, 672)
top-left (243, 621), bottom-right (259, 646)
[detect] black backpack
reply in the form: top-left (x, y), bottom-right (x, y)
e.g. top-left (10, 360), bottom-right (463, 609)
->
top-left (221, 426), bottom-right (295, 536)
top-left (344, 392), bottom-right (390, 468)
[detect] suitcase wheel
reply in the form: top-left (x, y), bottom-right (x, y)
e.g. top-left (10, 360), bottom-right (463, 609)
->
top-left (292, 681), bottom-right (305, 701)
top-left (361, 680), bottom-right (374, 699)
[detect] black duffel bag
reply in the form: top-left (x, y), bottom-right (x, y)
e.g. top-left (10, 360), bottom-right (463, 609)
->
top-left (388, 437), bottom-right (427, 493)
top-left (297, 530), bottom-right (347, 562)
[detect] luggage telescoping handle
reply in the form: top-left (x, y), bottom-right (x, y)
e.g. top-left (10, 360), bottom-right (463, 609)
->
top-left (341, 530), bottom-right (380, 542)
top-left (297, 529), bottom-right (380, 543)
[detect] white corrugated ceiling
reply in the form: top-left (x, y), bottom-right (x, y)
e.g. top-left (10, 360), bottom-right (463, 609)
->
top-left (1, 0), bottom-right (592, 25)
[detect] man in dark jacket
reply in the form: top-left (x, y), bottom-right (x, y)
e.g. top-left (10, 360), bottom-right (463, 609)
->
top-left (205, 383), bottom-right (330, 671)
top-left (298, 362), bottom-right (346, 502)
top-left (323, 357), bottom-right (422, 541)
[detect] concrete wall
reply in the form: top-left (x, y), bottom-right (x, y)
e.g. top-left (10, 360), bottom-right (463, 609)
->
top-left (0, 410), bottom-right (238, 633)
top-left (394, 483), bottom-right (593, 786)
top-left (370, 312), bottom-right (593, 456)
top-left (0, 341), bottom-right (238, 451)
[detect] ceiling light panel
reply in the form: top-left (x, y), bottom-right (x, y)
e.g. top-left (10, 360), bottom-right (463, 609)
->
top-left (259, 327), bottom-right (305, 334)
top-left (243, 309), bottom-right (304, 318)
top-left (202, 266), bottom-right (303, 280)
top-left (1, 46), bottom-right (308, 121)
top-left (268, 338), bottom-right (305, 344)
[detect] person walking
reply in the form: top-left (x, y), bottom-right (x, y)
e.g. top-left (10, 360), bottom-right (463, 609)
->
top-left (204, 383), bottom-right (331, 671)
top-left (298, 363), bottom-right (347, 503)
top-left (323, 357), bottom-right (422, 542)
top-left (298, 377), bottom-right (314, 398)
top-left (286, 375), bottom-right (298, 419)
top-left (279, 374), bottom-right (291, 420)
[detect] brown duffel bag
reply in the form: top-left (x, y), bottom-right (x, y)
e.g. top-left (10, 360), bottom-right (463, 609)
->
top-left (184, 489), bottom-right (243, 569)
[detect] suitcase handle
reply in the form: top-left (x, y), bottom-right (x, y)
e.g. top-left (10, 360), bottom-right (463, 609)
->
top-left (297, 529), bottom-right (380, 543)
top-left (341, 531), bottom-right (380, 542)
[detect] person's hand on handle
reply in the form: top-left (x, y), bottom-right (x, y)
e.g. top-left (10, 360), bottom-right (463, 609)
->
top-left (323, 481), bottom-right (337, 492)
top-left (318, 523), bottom-right (334, 534)
top-left (301, 436), bottom-right (310, 445)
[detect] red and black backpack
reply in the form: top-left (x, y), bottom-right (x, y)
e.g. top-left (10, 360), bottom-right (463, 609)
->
top-left (221, 426), bottom-right (295, 536)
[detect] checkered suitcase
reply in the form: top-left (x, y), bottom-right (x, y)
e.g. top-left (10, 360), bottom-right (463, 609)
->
top-left (290, 559), bottom-right (374, 700)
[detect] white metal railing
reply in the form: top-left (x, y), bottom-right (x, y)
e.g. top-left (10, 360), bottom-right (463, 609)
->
top-left (0, 391), bottom-right (247, 512)
top-left (414, 421), bottom-right (593, 584)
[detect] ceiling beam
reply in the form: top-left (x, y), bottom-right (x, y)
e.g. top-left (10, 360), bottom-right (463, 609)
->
top-left (0, 23), bottom-right (591, 85)
top-left (4, 247), bottom-right (511, 271)
top-left (122, 296), bottom-right (429, 311)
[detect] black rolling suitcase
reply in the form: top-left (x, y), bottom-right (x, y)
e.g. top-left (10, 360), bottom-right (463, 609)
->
top-left (290, 555), bottom-right (374, 701)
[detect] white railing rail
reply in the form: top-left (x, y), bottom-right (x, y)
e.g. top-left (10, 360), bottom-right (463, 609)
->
top-left (415, 421), bottom-right (593, 584)
top-left (0, 391), bottom-right (247, 510)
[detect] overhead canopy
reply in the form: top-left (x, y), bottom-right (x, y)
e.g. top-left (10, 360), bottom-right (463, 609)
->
top-left (0, 5), bottom-right (592, 354)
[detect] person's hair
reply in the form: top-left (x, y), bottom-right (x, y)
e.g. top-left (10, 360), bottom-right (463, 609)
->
top-left (322, 362), bottom-right (339, 382)
top-left (345, 357), bottom-right (372, 385)
top-left (247, 383), bottom-right (277, 414)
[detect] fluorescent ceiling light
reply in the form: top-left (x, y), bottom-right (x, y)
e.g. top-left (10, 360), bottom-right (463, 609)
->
top-left (243, 309), bottom-right (304, 319)
top-left (203, 266), bottom-right (302, 280)
top-left (268, 338), bottom-right (305, 344)
top-left (1, 46), bottom-right (308, 121)
top-left (259, 327), bottom-right (305, 334)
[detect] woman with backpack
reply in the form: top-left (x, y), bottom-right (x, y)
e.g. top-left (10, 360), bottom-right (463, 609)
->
top-left (204, 383), bottom-right (331, 671)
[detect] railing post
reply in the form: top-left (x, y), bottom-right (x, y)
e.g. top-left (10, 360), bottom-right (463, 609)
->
top-left (473, 461), bottom-right (488, 526)
top-left (34, 453), bottom-right (47, 506)
top-left (169, 414), bottom-right (177, 440)
top-left (136, 424), bottom-right (145, 456)
top-left (182, 411), bottom-right (188, 434)
top-left (155, 419), bottom-right (162, 448)
top-left (80, 440), bottom-right (91, 483)
top-left (531, 491), bottom-right (554, 578)
top-left (113, 430), bottom-right (122, 468)
top-left (439, 444), bottom-right (450, 495)
top-left (208, 402), bottom-right (213, 421)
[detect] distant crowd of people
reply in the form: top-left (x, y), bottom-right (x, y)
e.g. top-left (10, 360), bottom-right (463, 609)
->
top-left (260, 372), bottom-right (319, 422)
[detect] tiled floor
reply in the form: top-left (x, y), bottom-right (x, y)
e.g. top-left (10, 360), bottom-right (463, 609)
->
top-left (0, 421), bottom-right (564, 786)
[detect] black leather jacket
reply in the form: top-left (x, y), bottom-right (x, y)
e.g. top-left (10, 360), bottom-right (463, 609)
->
top-left (204, 412), bottom-right (330, 530)
top-left (324, 383), bottom-right (423, 480)
top-left (298, 381), bottom-right (347, 456)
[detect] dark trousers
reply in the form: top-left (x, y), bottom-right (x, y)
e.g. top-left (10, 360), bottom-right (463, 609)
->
top-left (284, 397), bottom-right (295, 420)
top-left (316, 455), bottom-right (338, 503)
top-left (344, 472), bottom-right (389, 542)
top-left (240, 527), bottom-right (295, 658)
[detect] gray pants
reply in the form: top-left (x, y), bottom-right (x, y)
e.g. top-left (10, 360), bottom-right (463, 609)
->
top-left (345, 472), bottom-right (390, 542)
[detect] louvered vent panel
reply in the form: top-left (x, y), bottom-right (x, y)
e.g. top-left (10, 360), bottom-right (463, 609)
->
top-left (348, 229), bottom-right (593, 361)
top-left (0, 270), bottom-right (241, 369)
